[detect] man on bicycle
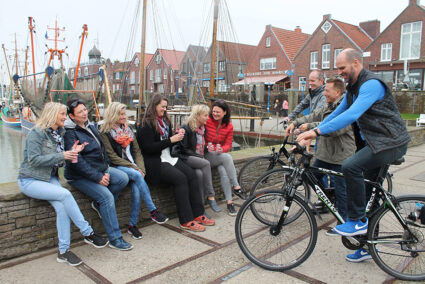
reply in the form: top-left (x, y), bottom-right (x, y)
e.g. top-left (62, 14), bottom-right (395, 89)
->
top-left (296, 48), bottom-right (410, 260)
top-left (286, 78), bottom-right (355, 221)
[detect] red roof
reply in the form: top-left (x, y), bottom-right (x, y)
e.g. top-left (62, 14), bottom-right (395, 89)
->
top-left (157, 49), bottom-right (185, 70)
top-left (271, 27), bottom-right (310, 62)
top-left (216, 41), bottom-right (256, 63)
top-left (333, 20), bottom-right (372, 50)
top-left (136, 52), bottom-right (154, 67)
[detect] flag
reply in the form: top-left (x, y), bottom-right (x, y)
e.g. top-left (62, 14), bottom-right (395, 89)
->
top-left (45, 32), bottom-right (48, 39)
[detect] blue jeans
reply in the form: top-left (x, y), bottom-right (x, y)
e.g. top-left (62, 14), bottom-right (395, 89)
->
top-left (68, 167), bottom-right (129, 241)
top-left (313, 159), bottom-right (347, 220)
top-left (116, 166), bottom-right (156, 226)
top-left (18, 176), bottom-right (93, 254)
top-left (342, 143), bottom-right (408, 220)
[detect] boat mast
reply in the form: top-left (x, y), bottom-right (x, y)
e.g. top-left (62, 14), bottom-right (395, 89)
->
top-left (73, 24), bottom-right (88, 88)
top-left (209, 0), bottom-right (220, 101)
top-left (137, 0), bottom-right (148, 125)
top-left (2, 44), bottom-right (16, 101)
top-left (46, 19), bottom-right (65, 68)
top-left (28, 17), bottom-right (37, 96)
top-left (14, 34), bottom-right (19, 98)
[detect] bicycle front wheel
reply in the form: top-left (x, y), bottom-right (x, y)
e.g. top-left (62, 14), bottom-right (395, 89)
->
top-left (235, 190), bottom-right (317, 271)
top-left (368, 195), bottom-right (425, 281)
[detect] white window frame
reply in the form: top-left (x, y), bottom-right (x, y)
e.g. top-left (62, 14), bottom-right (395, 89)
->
top-left (380, 43), bottom-right (392, 62)
top-left (130, 71), bottom-right (135, 84)
top-left (321, 21), bottom-right (332, 34)
top-left (298, 77), bottom-right (306, 90)
top-left (203, 63), bottom-right (210, 74)
top-left (135, 58), bottom-right (140, 67)
top-left (334, 48), bottom-right (342, 68)
top-left (155, 69), bottom-right (162, 82)
top-left (163, 68), bottom-right (167, 80)
top-left (400, 21), bottom-right (422, 60)
top-left (150, 70), bottom-right (153, 81)
top-left (310, 51), bottom-right (318, 70)
top-left (322, 44), bottom-right (330, 69)
top-left (265, 37), bottom-right (271, 47)
top-left (259, 57), bottom-right (276, 70)
top-left (218, 61), bottom-right (225, 72)
top-left (217, 80), bottom-right (226, 92)
top-left (156, 54), bottom-right (162, 64)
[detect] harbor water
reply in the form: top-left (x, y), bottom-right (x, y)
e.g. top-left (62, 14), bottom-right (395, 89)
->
top-left (0, 123), bottom-right (23, 184)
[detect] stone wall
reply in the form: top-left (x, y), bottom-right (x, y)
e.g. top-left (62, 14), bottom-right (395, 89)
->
top-left (0, 155), bottom-right (253, 262)
top-left (393, 91), bottom-right (425, 114)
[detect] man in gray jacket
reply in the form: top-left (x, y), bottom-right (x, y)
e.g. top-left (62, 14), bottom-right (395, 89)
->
top-left (286, 70), bottom-right (327, 121)
top-left (286, 77), bottom-right (355, 221)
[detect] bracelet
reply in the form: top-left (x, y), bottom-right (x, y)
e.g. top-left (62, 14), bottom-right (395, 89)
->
top-left (313, 128), bottom-right (320, 136)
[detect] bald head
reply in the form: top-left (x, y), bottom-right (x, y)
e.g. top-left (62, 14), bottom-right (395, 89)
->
top-left (336, 48), bottom-right (364, 85)
top-left (339, 48), bottom-right (363, 65)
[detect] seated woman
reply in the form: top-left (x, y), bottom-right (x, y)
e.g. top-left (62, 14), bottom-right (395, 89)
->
top-left (175, 104), bottom-right (221, 212)
top-left (18, 102), bottom-right (108, 266)
top-left (204, 100), bottom-right (247, 216)
top-left (136, 94), bottom-right (214, 232)
top-left (64, 99), bottom-right (132, 251)
top-left (100, 102), bottom-right (169, 239)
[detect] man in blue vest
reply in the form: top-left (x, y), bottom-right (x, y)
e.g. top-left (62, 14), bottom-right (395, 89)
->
top-left (296, 48), bottom-right (410, 262)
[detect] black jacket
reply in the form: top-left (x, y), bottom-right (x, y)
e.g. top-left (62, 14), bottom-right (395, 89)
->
top-left (172, 124), bottom-right (203, 160)
top-left (136, 122), bottom-right (174, 185)
top-left (63, 118), bottom-right (110, 183)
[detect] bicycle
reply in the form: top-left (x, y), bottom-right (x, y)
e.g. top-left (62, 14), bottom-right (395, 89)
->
top-left (235, 141), bottom-right (425, 281)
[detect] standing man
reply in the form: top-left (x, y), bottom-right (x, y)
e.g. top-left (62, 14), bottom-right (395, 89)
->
top-left (297, 48), bottom-right (410, 262)
top-left (285, 70), bottom-right (327, 121)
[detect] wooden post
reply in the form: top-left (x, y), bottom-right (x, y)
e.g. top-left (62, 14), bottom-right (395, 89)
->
top-left (28, 17), bottom-right (37, 96)
top-left (209, 0), bottom-right (220, 103)
top-left (101, 65), bottom-right (112, 105)
top-left (73, 24), bottom-right (88, 88)
top-left (137, 0), bottom-right (148, 125)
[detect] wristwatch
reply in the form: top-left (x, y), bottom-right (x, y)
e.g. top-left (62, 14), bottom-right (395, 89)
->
top-left (313, 128), bottom-right (321, 136)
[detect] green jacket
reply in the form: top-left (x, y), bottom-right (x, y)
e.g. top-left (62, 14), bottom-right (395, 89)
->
top-left (100, 132), bottom-right (146, 172)
top-left (293, 96), bottom-right (355, 165)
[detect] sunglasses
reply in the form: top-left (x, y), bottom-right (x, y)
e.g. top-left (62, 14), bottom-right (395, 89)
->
top-left (67, 99), bottom-right (85, 113)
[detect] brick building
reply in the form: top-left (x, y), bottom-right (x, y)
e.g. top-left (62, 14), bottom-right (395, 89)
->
top-left (293, 15), bottom-right (374, 89)
top-left (364, 0), bottom-right (425, 90)
top-left (235, 25), bottom-right (310, 103)
top-left (145, 49), bottom-right (185, 95)
top-left (68, 45), bottom-right (103, 92)
top-left (200, 41), bottom-right (256, 93)
top-left (178, 45), bottom-right (208, 94)
top-left (125, 52), bottom-right (154, 102)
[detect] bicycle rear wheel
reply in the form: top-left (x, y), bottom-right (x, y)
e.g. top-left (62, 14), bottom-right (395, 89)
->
top-left (383, 172), bottom-right (393, 193)
top-left (368, 195), bottom-right (425, 281)
top-left (238, 156), bottom-right (286, 193)
top-left (235, 190), bottom-right (317, 271)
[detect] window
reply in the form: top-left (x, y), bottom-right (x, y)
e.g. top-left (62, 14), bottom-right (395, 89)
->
top-left (156, 54), bottom-right (162, 64)
top-left (163, 68), bottom-right (167, 80)
top-left (334, 48), bottom-right (342, 68)
top-left (150, 70), bottom-right (153, 81)
top-left (203, 63), bottom-right (210, 73)
top-left (265, 37), bottom-right (271, 47)
top-left (158, 84), bottom-right (164, 93)
top-left (400, 21), bottom-right (422, 60)
top-left (171, 71), bottom-right (173, 81)
top-left (380, 43), bottom-right (392, 62)
top-left (202, 80), bottom-right (209, 87)
top-left (217, 80), bottom-right (226, 92)
top-left (112, 84), bottom-right (115, 93)
top-left (84, 67), bottom-right (88, 77)
top-left (310, 51), bottom-right (318, 70)
top-left (395, 69), bottom-right (423, 90)
top-left (321, 21), bottom-right (332, 34)
top-left (71, 69), bottom-right (75, 79)
top-left (183, 62), bottom-right (187, 73)
top-left (116, 84), bottom-right (120, 91)
top-left (218, 61), bottom-right (225, 72)
top-left (298, 77), bottom-right (306, 90)
top-left (115, 72), bottom-right (121, 80)
top-left (130, 71), bottom-right (135, 84)
top-left (135, 58), bottom-right (140, 67)
top-left (260, 57), bottom-right (276, 70)
top-left (322, 44), bottom-right (330, 69)
top-left (155, 69), bottom-right (162, 82)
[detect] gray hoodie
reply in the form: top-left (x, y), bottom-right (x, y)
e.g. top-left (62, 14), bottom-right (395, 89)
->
top-left (289, 85), bottom-right (327, 121)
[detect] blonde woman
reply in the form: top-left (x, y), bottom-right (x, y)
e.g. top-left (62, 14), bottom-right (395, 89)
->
top-left (18, 102), bottom-right (108, 266)
top-left (174, 104), bottom-right (221, 212)
top-left (100, 102), bottom-right (168, 239)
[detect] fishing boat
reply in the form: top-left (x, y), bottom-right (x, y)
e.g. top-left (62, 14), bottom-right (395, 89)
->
top-left (1, 105), bottom-right (21, 128)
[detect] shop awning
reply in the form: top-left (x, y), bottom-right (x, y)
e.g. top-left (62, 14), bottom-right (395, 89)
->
top-left (233, 74), bottom-right (288, 85)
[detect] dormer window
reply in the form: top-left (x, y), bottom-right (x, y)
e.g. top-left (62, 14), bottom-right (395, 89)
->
top-left (156, 54), bottom-right (162, 64)
top-left (265, 37), bottom-right (271, 47)
top-left (321, 21), bottom-right (332, 34)
top-left (135, 58), bottom-right (140, 67)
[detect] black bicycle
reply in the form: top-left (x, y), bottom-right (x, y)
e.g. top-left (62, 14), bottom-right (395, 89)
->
top-left (235, 141), bottom-right (425, 281)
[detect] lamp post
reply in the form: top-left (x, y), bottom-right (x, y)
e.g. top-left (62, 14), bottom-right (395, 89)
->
top-left (300, 80), bottom-right (306, 115)
top-left (265, 82), bottom-right (272, 112)
top-left (188, 74), bottom-right (192, 101)
top-left (175, 75), bottom-right (179, 99)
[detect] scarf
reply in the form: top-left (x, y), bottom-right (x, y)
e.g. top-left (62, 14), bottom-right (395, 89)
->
top-left (50, 128), bottom-right (64, 169)
top-left (110, 124), bottom-right (134, 148)
top-left (194, 126), bottom-right (205, 156)
top-left (157, 117), bottom-right (169, 139)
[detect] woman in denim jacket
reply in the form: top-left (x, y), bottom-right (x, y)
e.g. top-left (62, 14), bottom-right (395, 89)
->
top-left (18, 102), bottom-right (108, 266)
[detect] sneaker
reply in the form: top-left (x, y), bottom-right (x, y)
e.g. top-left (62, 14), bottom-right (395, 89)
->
top-left (128, 225), bottom-right (143, 240)
top-left (325, 228), bottom-right (339, 236)
top-left (333, 218), bottom-right (368, 237)
top-left (227, 203), bottom-right (237, 216)
top-left (91, 201), bottom-right (102, 219)
top-left (346, 248), bottom-right (372, 263)
top-left (84, 232), bottom-right (109, 248)
top-left (109, 237), bottom-right (133, 251)
top-left (57, 250), bottom-right (83, 266)
top-left (194, 215), bottom-right (215, 226)
top-left (233, 187), bottom-right (248, 200)
top-left (207, 199), bottom-right (222, 212)
top-left (180, 221), bottom-right (205, 232)
top-left (150, 210), bottom-right (169, 224)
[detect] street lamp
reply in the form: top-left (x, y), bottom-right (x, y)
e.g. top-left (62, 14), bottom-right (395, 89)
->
top-left (265, 82), bottom-right (273, 112)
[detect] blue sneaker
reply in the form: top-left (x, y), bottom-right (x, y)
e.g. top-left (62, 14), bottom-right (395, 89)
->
top-left (333, 218), bottom-right (368, 236)
top-left (346, 248), bottom-right (372, 263)
top-left (109, 237), bottom-right (133, 251)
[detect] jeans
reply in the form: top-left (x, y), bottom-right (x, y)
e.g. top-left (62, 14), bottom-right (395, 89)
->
top-left (116, 166), bottom-right (156, 226)
top-left (313, 159), bottom-right (347, 220)
top-left (68, 167), bottom-right (129, 241)
top-left (184, 156), bottom-right (215, 201)
top-left (18, 176), bottom-right (93, 254)
top-left (342, 143), bottom-right (408, 220)
top-left (205, 152), bottom-right (239, 201)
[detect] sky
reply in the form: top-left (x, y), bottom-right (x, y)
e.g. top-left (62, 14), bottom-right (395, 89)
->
top-left (0, 0), bottom-right (412, 84)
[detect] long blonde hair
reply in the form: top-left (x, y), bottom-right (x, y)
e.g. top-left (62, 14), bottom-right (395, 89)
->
top-left (185, 104), bottom-right (210, 131)
top-left (35, 102), bottom-right (67, 130)
top-left (100, 102), bottom-right (127, 133)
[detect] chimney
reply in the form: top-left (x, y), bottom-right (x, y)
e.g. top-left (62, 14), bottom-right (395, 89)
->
top-left (409, 0), bottom-right (420, 6)
top-left (295, 26), bottom-right (302, 33)
top-left (360, 20), bottom-right (380, 39)
top-left (323, 14), bottom-right (331, 21)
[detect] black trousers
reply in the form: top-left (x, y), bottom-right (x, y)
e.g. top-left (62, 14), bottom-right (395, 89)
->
top-left (159, 160), bottom-right (204, 224)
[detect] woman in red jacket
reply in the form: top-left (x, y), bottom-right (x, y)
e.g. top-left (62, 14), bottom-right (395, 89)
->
top-left (204, 100), bottom-right (247, 216)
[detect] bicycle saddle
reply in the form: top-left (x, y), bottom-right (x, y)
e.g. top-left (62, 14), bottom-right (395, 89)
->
top-left (391, 157), bottom-right (405, 165)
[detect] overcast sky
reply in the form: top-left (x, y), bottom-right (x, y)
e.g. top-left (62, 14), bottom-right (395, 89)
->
top-left (0, 0), bottom-right (412, 83)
